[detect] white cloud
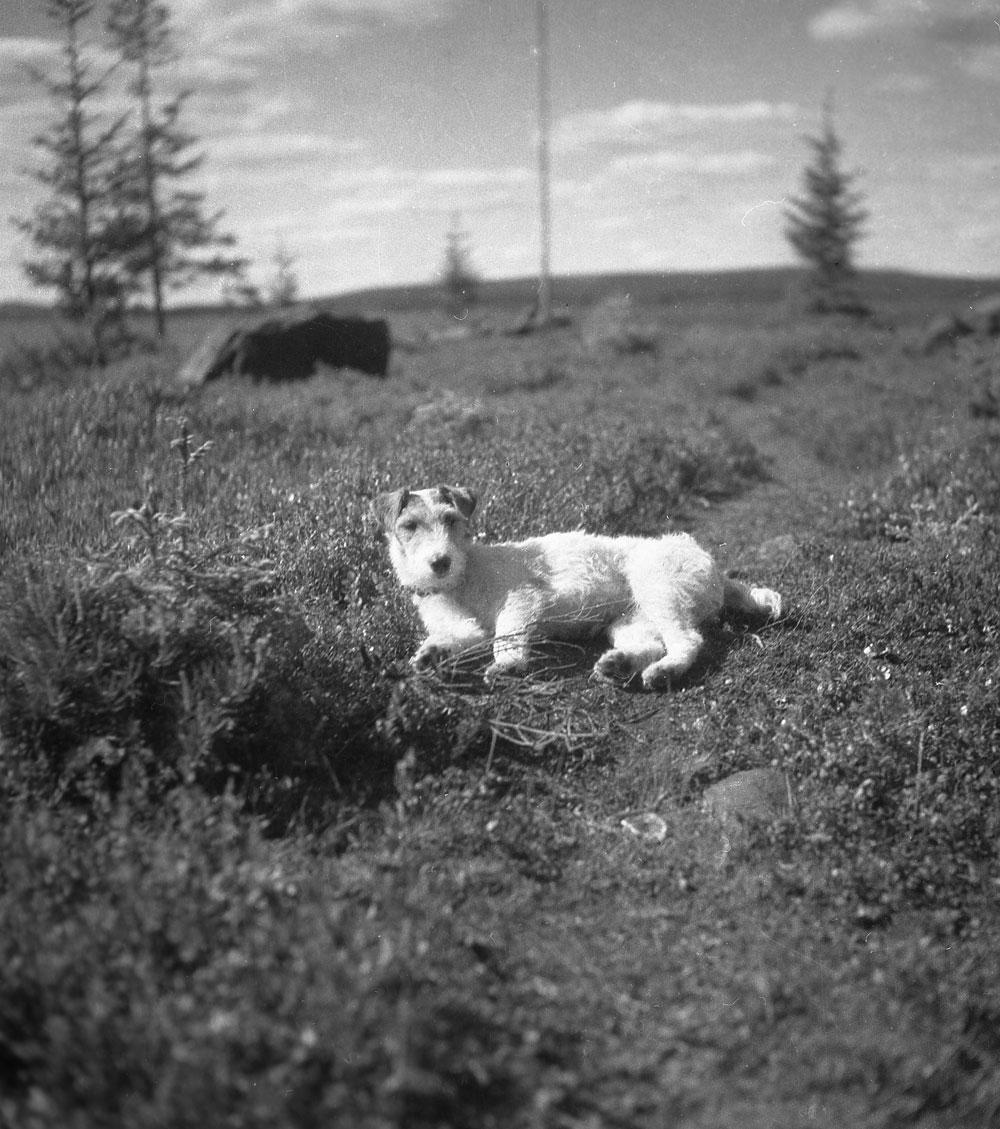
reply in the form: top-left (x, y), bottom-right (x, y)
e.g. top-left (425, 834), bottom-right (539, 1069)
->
top-left (285, 0), bottom-right (455, 19)
top-left (316, 163), bottom-right (535, 219)
top-left (953, 217), bottom-right (1000, 247)
top-left (607, 149), bottom-right (778, 178)
top-left (0, 35), bottom-right (118, 106)
top-left (808, 0), bottom-right (992, 41)
top-left (809, 4), bottom-right (880, 40)
top-left (554, 100), bottom-right (797, 153)
top-left (875, 71), bottom-right (933, 94)
top-left (925, 152), bottom-right (1000, 182)
top-left (416, 165), bottom-right (533, 198)
top-left (0, 92), bottom-right (51, 140)
top-left (169, 0), bottom-right (454, 26)
top-left (169, 0), bottom-right (454, 55)
top-left (211, 132), bottom-right (368, 170)
top-left (195, 157), bottom-right (536, 284)
top-left (959, 44), bottom-right (1000, 83)
top-left (0, 36), bottom-right (60, 78)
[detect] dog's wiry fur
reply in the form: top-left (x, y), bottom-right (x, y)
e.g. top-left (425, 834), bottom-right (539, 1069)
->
top-left (374, 485), bottom-right (782, 689)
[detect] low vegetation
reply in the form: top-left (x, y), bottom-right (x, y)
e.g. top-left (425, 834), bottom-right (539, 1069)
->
top-left (1, 283), bottom-right (998, 1127)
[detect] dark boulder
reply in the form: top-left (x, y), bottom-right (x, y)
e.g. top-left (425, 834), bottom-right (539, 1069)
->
top-left (186, 311), bottom-right (391, 383)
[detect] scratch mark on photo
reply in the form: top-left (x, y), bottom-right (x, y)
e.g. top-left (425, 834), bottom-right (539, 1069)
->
top-left (741, 198), bottom-right (787, 227)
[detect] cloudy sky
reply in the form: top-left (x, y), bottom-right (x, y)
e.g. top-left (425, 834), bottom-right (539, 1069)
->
top-left (1, 0), bottom-right (998, 304)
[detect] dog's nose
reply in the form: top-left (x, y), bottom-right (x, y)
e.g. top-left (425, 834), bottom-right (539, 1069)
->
top-left (430, 554), bottom-right (451, 576)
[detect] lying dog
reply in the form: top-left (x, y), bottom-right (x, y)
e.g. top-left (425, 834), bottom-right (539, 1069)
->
top-left (374, 484), bottom-right (782, 689)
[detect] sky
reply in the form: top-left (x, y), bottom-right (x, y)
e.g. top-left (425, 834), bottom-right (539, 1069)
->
top-left (1, 0), bottom-right (998, 305)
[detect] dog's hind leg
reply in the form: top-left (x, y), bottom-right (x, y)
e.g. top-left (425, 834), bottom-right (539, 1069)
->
top-left (638, 626), bottom-right (704, 691)
top-left (594, 617), bottom-right (665, 685)
top-left (722, 577), bottom-right (782, 620)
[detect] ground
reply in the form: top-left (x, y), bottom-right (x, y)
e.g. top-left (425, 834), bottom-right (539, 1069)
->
top-left (1, 270), bottom-right (998, 1128)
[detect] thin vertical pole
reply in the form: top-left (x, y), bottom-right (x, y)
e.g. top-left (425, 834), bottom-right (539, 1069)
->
top-left (536, 0), bottom-right (553, 326)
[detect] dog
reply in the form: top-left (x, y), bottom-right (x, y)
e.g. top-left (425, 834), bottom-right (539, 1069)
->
top-left (374, 484), bottom-right (782, 690)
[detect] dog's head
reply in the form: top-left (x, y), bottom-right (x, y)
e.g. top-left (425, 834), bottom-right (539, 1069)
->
top-left (373, 484), bottom-right (477, 593)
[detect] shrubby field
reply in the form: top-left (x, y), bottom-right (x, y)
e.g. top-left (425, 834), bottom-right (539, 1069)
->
top-left (1, 273), bottom-right (998, 1127)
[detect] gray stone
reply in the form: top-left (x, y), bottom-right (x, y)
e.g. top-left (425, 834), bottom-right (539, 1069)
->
top-left (920, 313), bottom-right (974, 355)
top-left (970, 293), bottom-right (1000, 336)
top-left (702, 768), bottom-right (792, 825)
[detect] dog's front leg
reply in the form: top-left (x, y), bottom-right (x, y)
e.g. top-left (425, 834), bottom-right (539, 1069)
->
top-left (411, 630), bottom-right (487, 671)
top-left (412, 636), bottom-right (478, 671)
top-left (485, 591), bottom-right (541, 682)
top-left (411, 598), bottom-right (487, 671)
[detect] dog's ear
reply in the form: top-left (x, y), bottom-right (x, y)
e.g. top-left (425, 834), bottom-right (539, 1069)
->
top-left (372, 488), bottom-right (410, 534)
top-left (437, 484), bottom-right (477, 520)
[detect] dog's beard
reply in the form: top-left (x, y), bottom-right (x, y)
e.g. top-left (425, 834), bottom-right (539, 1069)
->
top-left (410, 566), bottom-right (465, 594)
top-left (394, 549), bottom-right (466, 595)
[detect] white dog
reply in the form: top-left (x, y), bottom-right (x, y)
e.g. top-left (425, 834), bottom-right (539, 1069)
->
top-left (374, 485), bottom-right (782, 690)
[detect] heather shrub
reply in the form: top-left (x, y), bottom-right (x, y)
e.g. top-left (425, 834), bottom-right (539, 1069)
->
top-left (364, 413), bottom-right (770, 540)
top-left (720, 320), bottom-right (867, 403)
top-left (765, 435), bottom-right (1000, 911)
top-left (786, 540), bottom-right (1000, 911)
top-left (0, 542), bottom-right (402, 824)
top-left (0, 419), bottom-right (399, 821)
top-left (580, 291), bottom-right (658, 356)
top-left (844, 428), bottom-right (1000, 540)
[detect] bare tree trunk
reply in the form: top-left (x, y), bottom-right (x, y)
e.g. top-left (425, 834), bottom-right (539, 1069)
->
top-left (66, 9), bottom-right (108, 364)
top-left (535, 0), bottom-right (553, 328)
top-left (136, 53), bottom-right (167, 338)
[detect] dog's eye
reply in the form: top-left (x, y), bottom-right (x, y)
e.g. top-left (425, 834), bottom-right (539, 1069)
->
top-left (442, 514), bottom-right (459, 529)
top-left (398, 520), bottom-right (419, 536)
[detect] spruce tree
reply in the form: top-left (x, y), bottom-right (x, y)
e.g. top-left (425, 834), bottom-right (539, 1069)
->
top-left (267, 241), bottom-right (300, 309)
top-left (15, 0), bottom-right (129, 363)
top-left (439, 214), bottom-right (480, 319)
top-left (784, 100), bottom-right (869, 315)
top-left (106, 0), bottom-right (246, 337)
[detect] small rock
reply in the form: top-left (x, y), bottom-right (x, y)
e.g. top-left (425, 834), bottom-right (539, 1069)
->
top-left (702, 768), bottom-right (792, 825)
top-left (855, 903), bottom-right (892, 929)
top-left (621, 813), bottom-right (668, 842)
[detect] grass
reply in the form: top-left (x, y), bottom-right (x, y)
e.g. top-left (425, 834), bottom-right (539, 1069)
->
top-left (1, 277), bottom-right (999, 1127)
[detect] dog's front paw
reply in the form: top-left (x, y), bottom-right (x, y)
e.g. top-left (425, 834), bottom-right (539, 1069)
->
top-left (483, 658), bottom-right (528, 685)
top-left (410, 641), bottom-right (453, 671)
top-left (593, 649), bottom-right (638, 686)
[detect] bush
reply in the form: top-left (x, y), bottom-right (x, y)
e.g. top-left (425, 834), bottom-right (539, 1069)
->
top-left (580, 292), bottom-right (658, 356)
top-left (844, 429), bottom-right (1000, 541)
top-left (0, 549), bottom-right (391, 823)
top-left (0, 322), bottom-right (147, 391)
top-left (768, 434), bottom-right (1000, 912)
top-left (0, 419), bottom-right (402, 823)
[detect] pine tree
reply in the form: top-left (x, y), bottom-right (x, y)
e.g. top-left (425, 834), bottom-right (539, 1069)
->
top-left (784, 100), bottom-right (869, 315)
top-left (106, 0), bottom-right (247, 337)
top-left (439, 214), bottom-right (480, 319)
top-left (14, 0), bottom-right (129, 363)
top-left (267, 241), bottom-right (300, 309)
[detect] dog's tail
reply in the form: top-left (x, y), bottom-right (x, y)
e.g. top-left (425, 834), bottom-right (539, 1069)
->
top-left (722, 577), bottom-right (782, 620)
